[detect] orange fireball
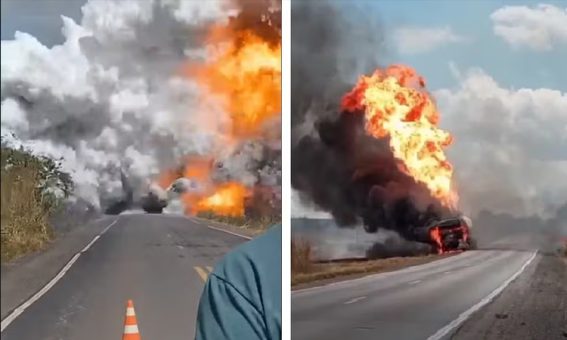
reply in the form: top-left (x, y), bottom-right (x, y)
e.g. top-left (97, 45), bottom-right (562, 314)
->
top-left (189, 28), bottom-right (281, 139)
top-left (196, 182), bottom-right (249, 217)
top-left (342, 65), bottom-right (457, 209)
top-left (159, 6), bottom-right (280, 218)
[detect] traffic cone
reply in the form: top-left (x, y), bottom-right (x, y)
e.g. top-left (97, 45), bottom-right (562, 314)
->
top-left (122, 299), bottom-right (141, 340)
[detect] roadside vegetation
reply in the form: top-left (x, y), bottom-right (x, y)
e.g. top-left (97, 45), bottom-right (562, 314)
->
top-left (291, 236), bottom-right (450, 288)
top-left (197, 193), bottom-right (281, 233)
top-left (1, 144), bottom-right (73, 263)
top-left (291, 237), bottom-right (313, 274)
top-left (197, 211), bottom-right (280, 234)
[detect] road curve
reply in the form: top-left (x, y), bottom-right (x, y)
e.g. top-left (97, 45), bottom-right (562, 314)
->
top-left (292, 249), bottom-right (537, 340)
top-left (1, 214), bottom-right (246, 340)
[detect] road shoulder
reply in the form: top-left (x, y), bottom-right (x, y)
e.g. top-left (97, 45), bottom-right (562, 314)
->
top-left (292, 253), bottom-right (455, 290)
top-left (452, 254), bottom-right (567, 340)
top-left (1, 216), bottom-right (117, 319)
top-left (191, 216), bottom-right (267, 239)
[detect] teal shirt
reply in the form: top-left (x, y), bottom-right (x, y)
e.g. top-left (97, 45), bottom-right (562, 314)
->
top-left (195, 225), bottom-right (282, 340)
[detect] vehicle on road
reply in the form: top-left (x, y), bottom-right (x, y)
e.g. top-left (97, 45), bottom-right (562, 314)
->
top-left (414, 216), bottom-right (476, 254)
top-left (141, 190), bottom-right (167, 214)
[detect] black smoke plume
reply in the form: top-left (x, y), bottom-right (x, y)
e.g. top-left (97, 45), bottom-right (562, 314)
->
top-left (291, 1), bottom-right (453, 240)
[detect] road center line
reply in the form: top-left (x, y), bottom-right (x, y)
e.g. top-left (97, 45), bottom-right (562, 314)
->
top-left (426, 251), bottom-right (538, 340)
top-left (344, 296), bottom-right (367, 305)
top-left (0, 218), bottom-right (119, 333)
top-left (194, 267), bottom-right (209, 282)
top-left (207, 225), bottom-right (252, 240)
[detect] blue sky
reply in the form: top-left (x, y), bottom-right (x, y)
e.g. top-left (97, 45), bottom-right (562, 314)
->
top-left (3, 0), bottom-right (565, 91)
top-left (1, 0), bottom-right (85, 46)
top-left (335, 0), bottom-right (567, 92)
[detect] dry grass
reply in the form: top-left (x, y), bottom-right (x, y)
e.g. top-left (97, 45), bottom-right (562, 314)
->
top-left (292, 253), bottom-right (447, 287)
top-left (1, 146), bottom-right (72, 263)
top-left (197, 211), bottom-right (280, 233)
top-left (1, 161), bottom-right (53, 262)
top-left (291, 238), bottom-right (313, 274)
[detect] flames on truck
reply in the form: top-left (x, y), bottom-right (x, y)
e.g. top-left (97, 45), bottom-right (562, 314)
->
top-left (343, 65), bottom-right (473, 255)
top-left (414, 216), bottom-right (475, 254)
top-left (292, 64), bottom-right (476, 257)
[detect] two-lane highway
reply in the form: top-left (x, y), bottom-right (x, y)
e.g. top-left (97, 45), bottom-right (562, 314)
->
top-left (1, 214), bottom-right (248, 339)
top-left (292, 249), bottom-right (537, 340)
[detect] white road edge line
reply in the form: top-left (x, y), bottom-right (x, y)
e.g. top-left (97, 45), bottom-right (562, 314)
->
top-left (344, 296), bottom-right (367, 305)
top-left (426, 250), bottom-right (538, 340)
top-left (207, 225), bottom-right (252, 240)
top-left (0, 219), bottom-right (119, 333)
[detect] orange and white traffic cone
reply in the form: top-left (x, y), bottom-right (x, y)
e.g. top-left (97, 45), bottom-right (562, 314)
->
top-left (122, 299), bottom-right (141, 340)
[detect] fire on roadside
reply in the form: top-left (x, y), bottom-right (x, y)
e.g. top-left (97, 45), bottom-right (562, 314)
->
top-left (157, 156), bottom-right (251, 217)
top-left (196, 182), bottom-right (249, 217)
top-left (342, 64), bottom-right (457, 209)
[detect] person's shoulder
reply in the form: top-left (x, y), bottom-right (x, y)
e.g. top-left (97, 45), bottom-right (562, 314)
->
top-left (211, 224), bottom-right (281, 324)
top-left (213, 224), bottom-right (282, 282)
top-left (198, 225), bottom-right (282, 339)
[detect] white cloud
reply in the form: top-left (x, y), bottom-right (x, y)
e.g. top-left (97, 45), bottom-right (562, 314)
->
top-left (393, 26), bottom-right (465, 54)
top-left (491, 4), bottom-right (567, 51)
top-left (435, 66), bottom-right (567, 217)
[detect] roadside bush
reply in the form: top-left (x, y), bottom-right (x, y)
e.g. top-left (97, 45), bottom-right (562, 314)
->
top-left (1, 145), bottom-right (73, 262)
top-left (197, 210), bottom-right (280, 231)
top-left (291, 238), bottom-right (313, 274)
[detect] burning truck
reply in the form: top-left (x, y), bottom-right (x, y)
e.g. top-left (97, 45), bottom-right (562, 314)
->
top-left (292, 62), bottom-right (473, 258)
top-left (413, 216), bottom-right (476, 254)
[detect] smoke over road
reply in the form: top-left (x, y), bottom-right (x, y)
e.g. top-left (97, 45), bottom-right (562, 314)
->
top-left (291, 2), bottom-right (457, 243)
top-left (1, 0), bottom-right (281, 215)
top-left (291, 1), bottom-right (566, 257)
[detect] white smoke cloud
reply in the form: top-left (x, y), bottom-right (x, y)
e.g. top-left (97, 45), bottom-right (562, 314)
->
top-left (291, 189), bottom-right (332, 218)
top-left (436, 66), bottom-right (567, 217)
top-left (393, 26), bottom-right (465, 55)
top-left (1, 0), bottom-right (279, 210)
top-left (490, 4), bottom-right (567, 51)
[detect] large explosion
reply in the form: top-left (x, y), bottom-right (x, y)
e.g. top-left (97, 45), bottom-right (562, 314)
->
top-left (293, 64), bottom-right (458, 241)
top-left (342, 65), bottom-right (457, 210)
top-left (1, 0), bottom-right (281, 218)
top-left (291, 1), bottom-right (461, 249)
top-left (158, 0), bottom-right (282, 217)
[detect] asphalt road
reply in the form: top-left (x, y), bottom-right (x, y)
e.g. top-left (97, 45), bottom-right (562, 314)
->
top-left (1, 214), bottom-right (247, 339)
top-left (292, 249), bottom-right (538, 340)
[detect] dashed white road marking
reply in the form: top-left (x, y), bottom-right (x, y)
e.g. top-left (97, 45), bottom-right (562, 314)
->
top-left (427, 251), bottom-right (538, 340)
top-left (409, 280), bottom-right (422, 285)
top-left (177, 245), bottom-right (184, 250)
top-left (344, 296), bottom-right (367, 305)
top-left (207, 225), bottom-right (252, 240)
top-left (1, 219), bottom-right (119, 333)
top-left (443, 271), bottom-right (452, 275)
